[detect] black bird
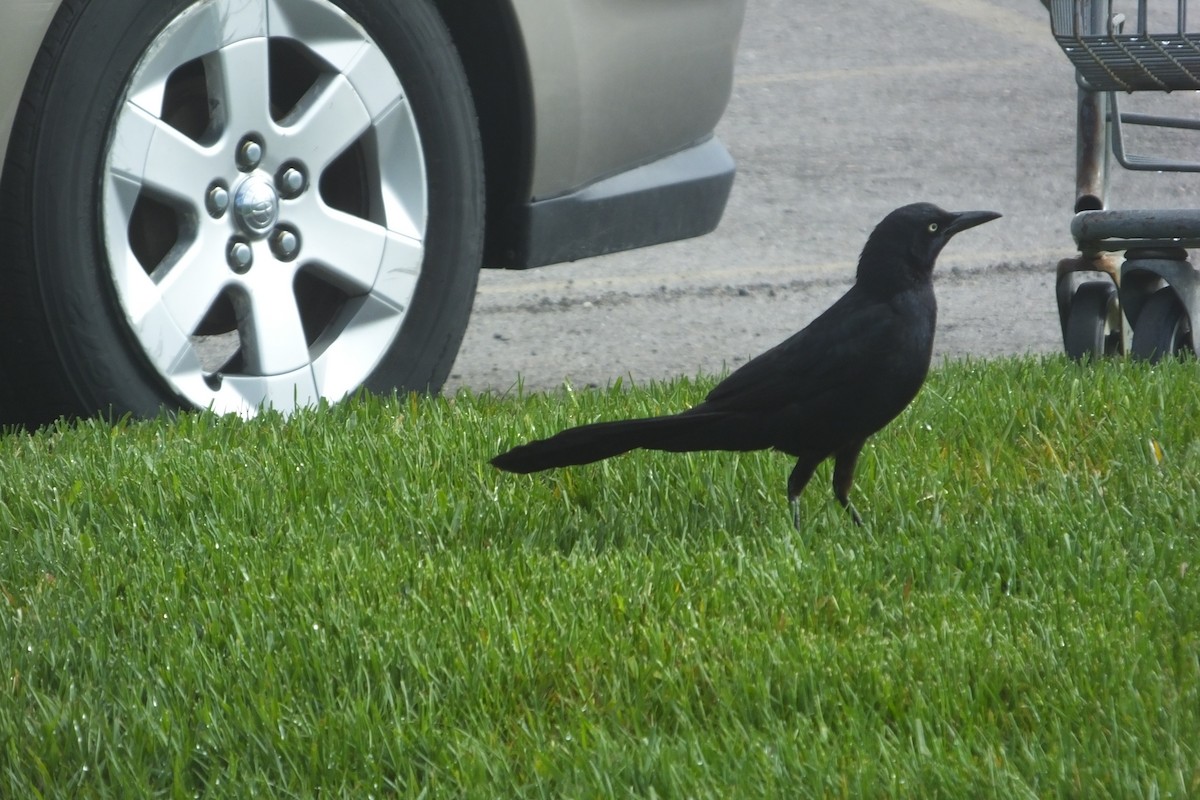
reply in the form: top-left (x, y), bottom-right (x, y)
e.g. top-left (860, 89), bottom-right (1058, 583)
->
top-left (491, 203), bottom-right (1000, 525)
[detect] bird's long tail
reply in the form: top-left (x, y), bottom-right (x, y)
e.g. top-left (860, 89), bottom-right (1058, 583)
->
top-left (491, 412), bottom-right (727, 473)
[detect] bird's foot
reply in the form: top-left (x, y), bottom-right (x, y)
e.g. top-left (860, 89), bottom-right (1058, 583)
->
top-left (789, 497), bottom-right (802, 531)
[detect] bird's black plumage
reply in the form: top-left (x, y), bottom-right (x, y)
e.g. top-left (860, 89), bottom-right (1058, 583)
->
top-left (491, 203), bottom-right (1000, 525)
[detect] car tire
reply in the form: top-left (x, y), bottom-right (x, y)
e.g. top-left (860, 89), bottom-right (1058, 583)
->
top-left (0, 0), bottom-right (483, 424)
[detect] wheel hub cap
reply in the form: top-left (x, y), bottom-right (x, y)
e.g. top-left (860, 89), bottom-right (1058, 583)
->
top-left (233, 176), bottom-right (280, 237)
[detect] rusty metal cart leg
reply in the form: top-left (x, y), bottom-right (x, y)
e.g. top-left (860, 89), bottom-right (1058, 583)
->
top-left (1055, 1), bottom-right (1127, 360)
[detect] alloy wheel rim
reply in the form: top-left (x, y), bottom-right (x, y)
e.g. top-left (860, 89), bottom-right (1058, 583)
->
top-left (101, 0), bottom-right (427, 416)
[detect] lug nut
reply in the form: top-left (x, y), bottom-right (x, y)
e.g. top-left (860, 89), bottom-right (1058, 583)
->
top-left (270, 228), bottom-right (300, 261)
top-left (227, 240), bottom-right (253, 273)
top-left (237, 137), bottom-right (264, 170)
top-left (279, 167), bottom-right (306, 198)
top-left (206, 184), bottom-right (230, 218)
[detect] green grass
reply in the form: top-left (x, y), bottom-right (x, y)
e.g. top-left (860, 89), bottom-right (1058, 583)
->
top-left (1, 357), bottom-right (1198, 798)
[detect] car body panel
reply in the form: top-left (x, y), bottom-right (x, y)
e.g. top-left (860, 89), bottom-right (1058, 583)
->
top-left (508, 0), bottom-right (744, 200)
top-left (0, 0), bottom-right (58, 167)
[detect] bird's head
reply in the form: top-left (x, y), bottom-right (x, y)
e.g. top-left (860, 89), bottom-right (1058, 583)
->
top-left (857, 203), bottom-right (1001, 294)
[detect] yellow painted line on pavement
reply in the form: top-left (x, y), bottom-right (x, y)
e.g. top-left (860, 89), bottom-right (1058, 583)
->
top-left (476, 248), bottom-right (1068, 298)
top-left (913, 0), bottom-right (1056, 50)
top-left (737, 57), bottom-right (1036, 87)
top-left (737, 0), bottom-right (1059, 88)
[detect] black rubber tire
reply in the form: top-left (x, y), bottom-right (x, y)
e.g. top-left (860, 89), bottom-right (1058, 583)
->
top-left (1130, 287), bottom-right (1194, 363)
top-left (0, 0), bottom-right (484, 426)
top-left (1064, 280), bottom-right (1121, 361)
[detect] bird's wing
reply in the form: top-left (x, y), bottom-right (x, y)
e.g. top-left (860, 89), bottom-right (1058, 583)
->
top-left (701, 286), bottom-right (898, 414)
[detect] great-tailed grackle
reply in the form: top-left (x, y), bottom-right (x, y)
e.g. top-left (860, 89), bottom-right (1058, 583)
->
top-left (491, 203), bottom-right (1001, 525)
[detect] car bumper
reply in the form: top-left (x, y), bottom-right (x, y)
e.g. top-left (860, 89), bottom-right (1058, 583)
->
top-left (492, 136), bottom-right (735, 269)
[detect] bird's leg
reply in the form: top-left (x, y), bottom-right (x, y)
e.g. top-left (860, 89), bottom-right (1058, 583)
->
top-left (787, 455), bottom-right (821, 530)
top-left (832, 438), bottom-right (867, 526)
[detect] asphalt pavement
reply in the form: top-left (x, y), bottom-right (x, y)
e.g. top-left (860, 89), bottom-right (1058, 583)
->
top-left (446, 0), bottom-right (1200, 394)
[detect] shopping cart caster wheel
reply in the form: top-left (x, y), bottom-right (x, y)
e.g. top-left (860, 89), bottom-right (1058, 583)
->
top-left (1131, 287), bottom-right (1194, 363)
top-left (1065, 280), bottom-right (1121, 360)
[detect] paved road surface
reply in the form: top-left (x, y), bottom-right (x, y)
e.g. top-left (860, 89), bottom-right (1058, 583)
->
top-left (447, 0), bottom-right (1200, 394)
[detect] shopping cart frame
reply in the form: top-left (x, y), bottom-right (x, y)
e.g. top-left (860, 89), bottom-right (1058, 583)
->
top-left (1050, 0), bottom-right (1200, 361)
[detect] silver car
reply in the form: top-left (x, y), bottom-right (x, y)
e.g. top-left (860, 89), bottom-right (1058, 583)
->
top-left (0, 0), bottom-right (744, 423)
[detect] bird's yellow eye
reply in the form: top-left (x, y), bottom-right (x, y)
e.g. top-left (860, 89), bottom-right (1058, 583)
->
top-left (928, 222), bottom-right (939, 233)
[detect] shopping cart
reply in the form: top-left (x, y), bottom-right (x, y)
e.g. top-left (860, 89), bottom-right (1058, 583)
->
top-left (1049, 0), bottom-right (1200, 360)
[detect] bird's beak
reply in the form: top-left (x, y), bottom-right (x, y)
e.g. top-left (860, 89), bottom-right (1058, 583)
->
top-left (946, 210), bottom-right (1002, 236)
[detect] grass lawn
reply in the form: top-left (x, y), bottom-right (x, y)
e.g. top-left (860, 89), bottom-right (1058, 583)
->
top-left (1, 357), bottom-right (1198, 798)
